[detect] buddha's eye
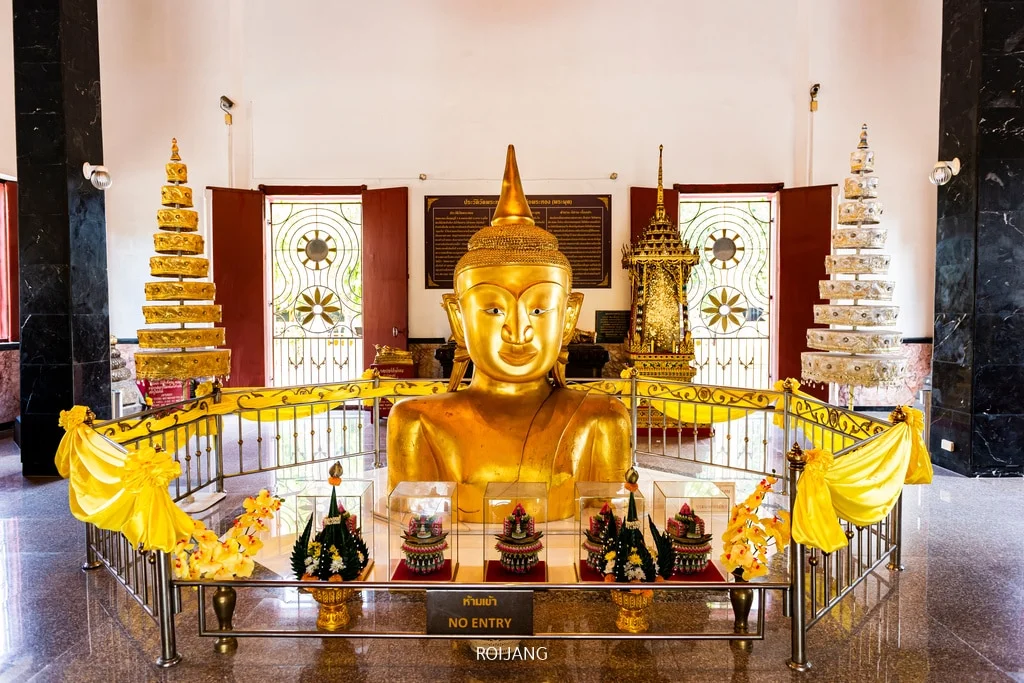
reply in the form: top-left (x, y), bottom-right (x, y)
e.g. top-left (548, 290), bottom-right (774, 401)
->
top-left (530, 307), bottom-right (551, 316)
top-left (482, 307), bottom-right (503, 316)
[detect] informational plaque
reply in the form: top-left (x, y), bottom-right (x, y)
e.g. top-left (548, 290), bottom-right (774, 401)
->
top-left (425, 195), bottom-right (612, 289)
top-left (595, 310), bottom-right (631, 344)
top-left (138, 379), bottom-right (189, 409)
top-left (426, 590), bottom-right (534, 636)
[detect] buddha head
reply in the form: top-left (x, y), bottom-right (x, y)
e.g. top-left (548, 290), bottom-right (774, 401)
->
top-left (442, 145), bottom-right (583, 390)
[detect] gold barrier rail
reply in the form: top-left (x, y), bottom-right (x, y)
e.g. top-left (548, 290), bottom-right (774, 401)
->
top-left (79, 378), bottom-right (902, 671)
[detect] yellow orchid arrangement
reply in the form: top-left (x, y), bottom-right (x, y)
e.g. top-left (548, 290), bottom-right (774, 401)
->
top-left (172, 489), bottom-right (282, 580)
top-left (720, 476), bottom-right (791, 580)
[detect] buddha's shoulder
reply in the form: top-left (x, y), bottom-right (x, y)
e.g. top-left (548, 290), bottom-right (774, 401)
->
top-left (568, 389), bottom-right (631, 426)
top-left (388, 391), bottom-right (470, 421)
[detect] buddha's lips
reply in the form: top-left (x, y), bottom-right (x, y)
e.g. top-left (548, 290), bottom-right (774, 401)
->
top-left (499, 346), bottom-right (538, 366)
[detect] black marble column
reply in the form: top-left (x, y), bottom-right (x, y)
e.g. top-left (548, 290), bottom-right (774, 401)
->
top-left (14, 0), bottom-right (110, 476)
top-left (932, 0), bottom-right (1024, 476)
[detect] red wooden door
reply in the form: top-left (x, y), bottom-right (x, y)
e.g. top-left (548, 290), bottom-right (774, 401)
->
top-left (1, 182), bottom-right (17, 341)
top-left (777, 185), bottom-right (834, 400)
top-left (361, 187), bottom-right (408, 369)
top-left (210, 187), bottom-right (266, 387)
top-left (629, 186), bottom-right (679, 241)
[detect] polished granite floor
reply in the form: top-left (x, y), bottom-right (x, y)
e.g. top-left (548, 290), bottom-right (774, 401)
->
top-left (2, 435), bottom-right (1024, 682)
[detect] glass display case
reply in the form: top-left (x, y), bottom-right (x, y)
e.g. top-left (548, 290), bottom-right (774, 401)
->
top-left (483, 481), bottom-right (548, 582)
top-left (387, 481), bottom-right (458, 581)
top-left (297, 478), bottom-right (375, 577)
top-left (574, 481), bottom-right (645, 582)
top-left (652, 481), bottom-right (729, 582)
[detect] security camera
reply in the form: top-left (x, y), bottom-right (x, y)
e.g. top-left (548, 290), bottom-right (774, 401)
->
top-left (929, 158), bottom-right (961, 186)
top-left (220, 96), bottom-right (235, 112)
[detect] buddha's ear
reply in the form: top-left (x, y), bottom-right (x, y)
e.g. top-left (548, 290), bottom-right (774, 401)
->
top-left (442, 294), bottom-right (469, 392)
top-left (442, 293), bottom-right (466, 346)
top-left (561, 292), bottom-right (584, 346)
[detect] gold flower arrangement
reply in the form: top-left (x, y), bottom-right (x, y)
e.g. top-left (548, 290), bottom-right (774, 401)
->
top-left (720, 476), bottom-right (791, 580)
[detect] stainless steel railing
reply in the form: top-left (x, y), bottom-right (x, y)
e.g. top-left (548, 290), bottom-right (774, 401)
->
top-left (81, 378), bottom-right (901, 670)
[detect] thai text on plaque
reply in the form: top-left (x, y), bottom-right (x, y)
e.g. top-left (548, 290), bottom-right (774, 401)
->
top-left (425, 195), bottom-right (612, 289)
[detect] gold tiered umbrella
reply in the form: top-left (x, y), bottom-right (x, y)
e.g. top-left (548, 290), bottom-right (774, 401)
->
top-left (135, 139), bottom-right (231, 383)
top-left (802, 125), bottom-right (906, 406)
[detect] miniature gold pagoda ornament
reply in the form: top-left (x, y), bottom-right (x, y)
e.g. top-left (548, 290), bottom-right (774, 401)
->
top-left (386, 145), bottom-right (631, 522)
top-left (621, 146), bottom-right (699, 381)
top-left (801, 125), bottom-right (906, 405)
top-left (135, 139), bottom-right (231, 383)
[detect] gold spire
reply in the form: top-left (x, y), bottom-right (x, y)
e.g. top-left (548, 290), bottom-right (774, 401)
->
top-left (654, 144), bottom-right (667, 223)
top-left (452, 145), bottom-right (570, 279)
top-left (491, 145), bottom-right (535, 226)
top-left (170, 138), bottom-right (181, 161)
top-left (645, 145), bottom-right (674, 231)
top-left (858, 124), bottom-right (869, 149)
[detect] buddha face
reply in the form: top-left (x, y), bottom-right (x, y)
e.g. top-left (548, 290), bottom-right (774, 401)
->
top-left (451, 264), bottom-right (580, 383)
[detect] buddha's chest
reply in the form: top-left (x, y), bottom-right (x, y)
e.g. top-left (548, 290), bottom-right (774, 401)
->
top-left (421, 409), bottom-right (589, 485)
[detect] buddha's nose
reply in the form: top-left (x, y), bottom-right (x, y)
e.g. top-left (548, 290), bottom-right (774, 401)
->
top-left (501, 303), bottom-right (534, 344)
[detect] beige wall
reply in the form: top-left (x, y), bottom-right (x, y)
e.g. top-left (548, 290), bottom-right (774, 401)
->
top-left (0, 0), bottom-right (942, 341)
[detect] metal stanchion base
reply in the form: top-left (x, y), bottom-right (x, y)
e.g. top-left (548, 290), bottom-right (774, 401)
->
top-left (82, 559), bottom-right (102, 571)
top-left (787, 660), bottom-right (812, 672)
top-left (886, 562), bottom-right (905, 572)
top-left (155, 654), bottom-right (183, 668)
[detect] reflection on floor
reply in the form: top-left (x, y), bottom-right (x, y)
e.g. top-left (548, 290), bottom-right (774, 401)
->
top-left (2, 434), bottom-right (1024, 682)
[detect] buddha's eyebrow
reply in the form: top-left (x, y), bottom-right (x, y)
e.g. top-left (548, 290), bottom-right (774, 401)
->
top-left (463, 281), bottom-right (563, 297)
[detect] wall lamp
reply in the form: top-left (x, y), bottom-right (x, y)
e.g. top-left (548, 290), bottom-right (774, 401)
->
top-left (82, 162), bottom-right (112, 190)
top-left (929, 158), bottom-right (961, 186)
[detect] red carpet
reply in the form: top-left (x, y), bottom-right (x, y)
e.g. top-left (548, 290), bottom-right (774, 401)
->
top-left (484, 560), bottom-right (547, 583)
top-left (666, 562), bottom-right (726, 583)
top-left (578, 560), bottom-right (727, 583)
top-left (578, 561), bottom-right (605, 582)
top-left (390, 559), bottom-right (453, 582)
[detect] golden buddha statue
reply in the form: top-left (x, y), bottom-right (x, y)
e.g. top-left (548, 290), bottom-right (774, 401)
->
top-left (387, 146), bottom-right (631, 522)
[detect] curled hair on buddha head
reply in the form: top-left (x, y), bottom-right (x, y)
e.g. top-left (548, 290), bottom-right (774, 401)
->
top-left (443, 145), bottom-right (580, 391)
top-left (452, 145), bottom-right (572, 285)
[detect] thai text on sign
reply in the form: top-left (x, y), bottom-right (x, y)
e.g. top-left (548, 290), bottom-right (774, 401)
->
top-left (425, 590), bottom-right (534, 635)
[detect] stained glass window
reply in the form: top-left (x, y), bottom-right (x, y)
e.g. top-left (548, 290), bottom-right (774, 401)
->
top-left (269, 199), bottom-right (362, 386)
top-left (679, 196), bottom-right (774, 389)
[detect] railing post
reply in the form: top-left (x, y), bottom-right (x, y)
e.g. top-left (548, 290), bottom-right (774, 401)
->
top-left (372, 374), bottom-right (382, 469)
top-left (786, 442), bottom-right (811, 672)
top-left (886, 492), bottom-right (905, 571)
top-left (781, 379), bottom-right (794, 491)
top-left (155, 550), bottom-right (182, 668)
top-left (82, 523), bottom-right (101, 571)
top-left (629, 369), bottom-right (639, 467)
top-left (781, 385), bottom-right (794, 618)
top-left (211, 381), bottom-right (224, 494)
top-left (111, 389), bottom-right (123, 419)
top-left (214, 414), bottom-right (225, 493)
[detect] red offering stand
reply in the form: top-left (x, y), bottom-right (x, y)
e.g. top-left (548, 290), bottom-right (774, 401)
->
top-left (485, 560), bottom-right (547, 583)
top-left (577, 560), bottom-right (726, 583)
top-left (390, 559), bottom-right (454, 582)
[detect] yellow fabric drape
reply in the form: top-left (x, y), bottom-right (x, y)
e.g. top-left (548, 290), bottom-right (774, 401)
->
top-left (55, 424), bottom-right (195, 552)
top-left (61, 376), bottom-right (918, 555)
top-left (791, 406), bottom-right (932, 553)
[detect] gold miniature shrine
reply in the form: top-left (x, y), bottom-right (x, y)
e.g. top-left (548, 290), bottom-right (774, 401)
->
top-left (135, 139), bottom-right (231, 381)
top-left (621, 146), bottom-right (699, 383)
